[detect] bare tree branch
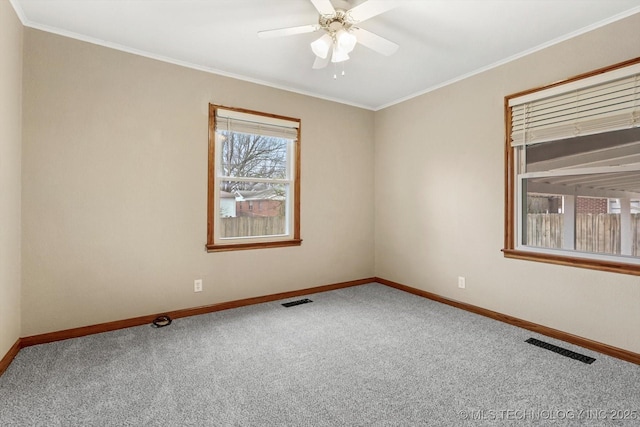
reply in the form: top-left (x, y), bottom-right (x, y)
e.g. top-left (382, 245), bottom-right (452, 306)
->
top-left (220, 132), bottom-right (288, 192)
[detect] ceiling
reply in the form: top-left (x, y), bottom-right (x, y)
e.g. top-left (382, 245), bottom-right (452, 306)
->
top-left (10, 0), bottom-right (640, 110)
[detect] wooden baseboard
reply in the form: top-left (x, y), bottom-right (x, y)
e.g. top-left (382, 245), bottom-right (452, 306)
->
top-left (0, 339), bottom-right (21, 377)
top-left (20, 277), bottom-right (376, 348)
top-left (375, 277), bottom-right (640, 365)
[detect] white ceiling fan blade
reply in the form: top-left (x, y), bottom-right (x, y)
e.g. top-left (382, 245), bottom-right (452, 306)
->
top-left (347, 0), bottom-right (397, 23)
top-left (310, 0), bottom-right (336, 16)
top-left (258, 24), bottom-right (319, 39)
top-left (352, 27), bottom-right (398, 56)
top-left (312, 52), bottom-right (331, 69)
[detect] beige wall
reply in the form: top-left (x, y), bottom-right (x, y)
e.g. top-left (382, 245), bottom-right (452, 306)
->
top-left (375, 14), bottom-right (640, 353)
top-left (0, 2), bottom-right (23, 356)
top-left (21, 29), bottom-right (375, 336)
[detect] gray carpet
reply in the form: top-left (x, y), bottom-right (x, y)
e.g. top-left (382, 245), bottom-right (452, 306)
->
top-left (1, 283), bottom-right (639, 426)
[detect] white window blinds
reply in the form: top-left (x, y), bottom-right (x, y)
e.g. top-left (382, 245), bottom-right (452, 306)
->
top-left (215, 107), bottom-right (299, 140)
top-left (509, 63), bottom-right (640, 147)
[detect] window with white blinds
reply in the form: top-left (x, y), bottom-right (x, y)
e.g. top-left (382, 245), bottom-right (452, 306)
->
top-left (504, 58), bottom-right (640, 276)
top-left (207, 104), bottom-right (302, 252)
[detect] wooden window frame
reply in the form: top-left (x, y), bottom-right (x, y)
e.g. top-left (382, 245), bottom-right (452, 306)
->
top-left (206, 104), bottom-right (302, 252)
top-left (503, 57), bottom-right (640, 276)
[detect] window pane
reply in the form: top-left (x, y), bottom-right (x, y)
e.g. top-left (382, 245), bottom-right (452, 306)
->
top-left (575, 196), bottom-right (621, 255)
top-left (219, 181), bottom-right (287, 238)
top-left (525, 128), bottom-right (640, 173)
top-left (218, 131), bottom-right (288, 179)
top-left (525, 193), bottom-right (564, 249)
top-left (524, 172), bottom-right (640, 257)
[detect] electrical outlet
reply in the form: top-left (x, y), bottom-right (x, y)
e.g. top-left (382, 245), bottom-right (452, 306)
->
top-left (194, 279), bottom-right (203, 293)
top-left (458, 276), bottom-right (466, 289)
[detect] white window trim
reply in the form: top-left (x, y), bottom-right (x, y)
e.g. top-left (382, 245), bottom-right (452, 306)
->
top-left (513, 244), bottom-right (640, 266)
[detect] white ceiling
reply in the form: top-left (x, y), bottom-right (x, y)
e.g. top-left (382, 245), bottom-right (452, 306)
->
top-left (10, 0), bottom-right (640, 110)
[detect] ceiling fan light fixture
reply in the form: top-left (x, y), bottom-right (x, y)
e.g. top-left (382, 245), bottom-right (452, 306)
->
top-left (331, 46), bottom-right (349, 63)
top-left (336, 29), bottom-right (357, 53)
top-left (311, 34), bottom-right (332, 59)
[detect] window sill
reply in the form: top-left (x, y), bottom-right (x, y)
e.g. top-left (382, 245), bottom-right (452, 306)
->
top-left (502, 248), bottom-right (640, 276)
top-left (207, 239), bottom-right (302, 253)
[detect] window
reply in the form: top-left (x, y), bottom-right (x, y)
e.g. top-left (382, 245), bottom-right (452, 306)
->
top-left (504, 58), bottom-right (640, 275)
top-left (207, 104), bottom-right (301, 252)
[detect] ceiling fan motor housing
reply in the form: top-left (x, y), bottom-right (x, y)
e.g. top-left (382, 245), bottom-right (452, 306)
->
top-left (319, 9), bottom-right (353, 34)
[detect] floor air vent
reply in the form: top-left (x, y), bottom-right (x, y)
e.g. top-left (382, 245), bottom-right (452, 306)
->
top-left (525, 338), bottom-right (595, 364)
top-left (282, 298), bottom-right (313, 308)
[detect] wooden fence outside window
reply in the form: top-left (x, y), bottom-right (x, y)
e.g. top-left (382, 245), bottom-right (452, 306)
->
top-left (527, 213), bottom-right (640, 256)
top-left (220, 216), bottom-right (286, 238)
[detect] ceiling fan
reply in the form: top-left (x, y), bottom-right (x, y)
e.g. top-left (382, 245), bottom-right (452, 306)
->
top-left (258, 0), bottom-right (399, 70)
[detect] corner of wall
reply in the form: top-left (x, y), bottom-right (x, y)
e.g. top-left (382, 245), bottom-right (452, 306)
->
top-left (0, 0), bottom-right (24, 362)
